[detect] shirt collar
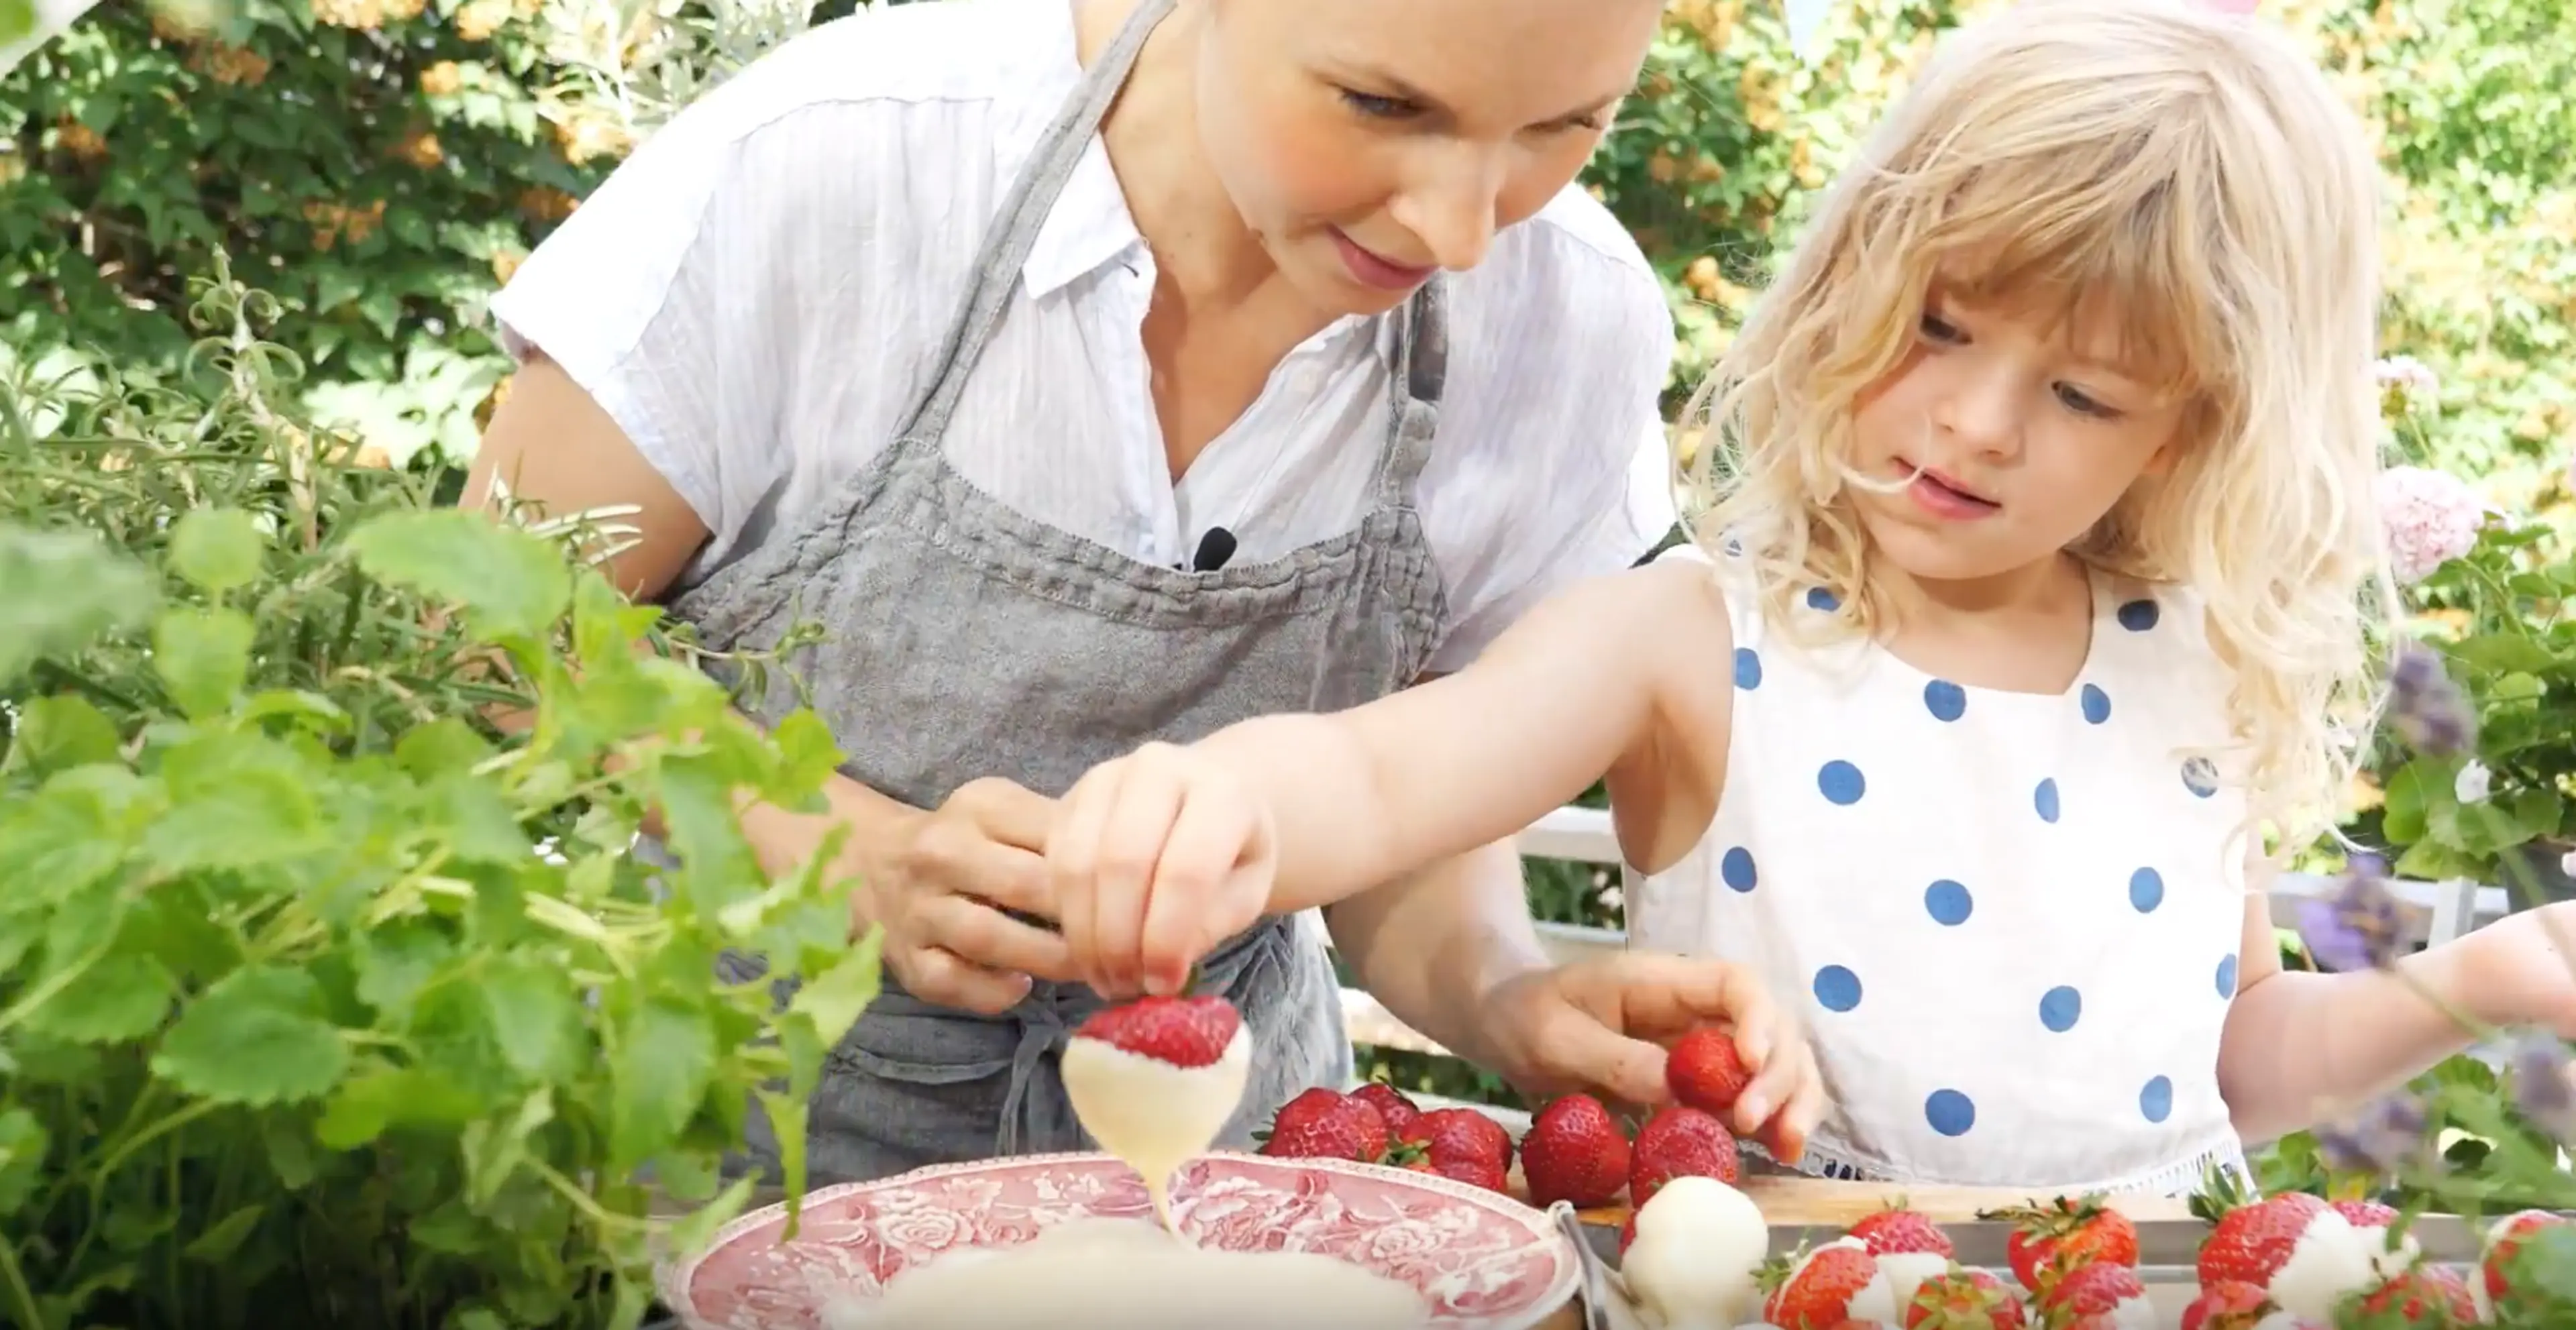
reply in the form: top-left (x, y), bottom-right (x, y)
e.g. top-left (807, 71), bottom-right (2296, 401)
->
top-left (991, 0), bottom-right (1150, 300)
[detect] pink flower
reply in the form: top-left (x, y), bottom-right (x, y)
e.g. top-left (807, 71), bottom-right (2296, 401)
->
top-left (2376, 465), bottom-right (2485, 586)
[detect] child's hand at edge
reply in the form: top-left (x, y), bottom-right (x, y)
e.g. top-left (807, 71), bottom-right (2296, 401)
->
top-left (1042, 740), bottom-right (1278, 1001)
top-left (1478, 953), bottom-right (1827, 1163)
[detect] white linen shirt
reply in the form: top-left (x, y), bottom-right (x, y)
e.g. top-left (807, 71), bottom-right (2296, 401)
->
top-left (487, 0), bottom-right (1679, 672)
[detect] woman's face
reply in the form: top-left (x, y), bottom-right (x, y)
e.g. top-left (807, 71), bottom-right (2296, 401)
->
top-left (1191, 0), bottom-right (1662, 315)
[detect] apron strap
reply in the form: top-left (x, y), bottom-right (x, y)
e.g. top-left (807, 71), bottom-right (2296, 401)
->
top-left (892, 0), bottom-right (1181, 448)
top-left (1372, 278), bottom-right (1449, 505)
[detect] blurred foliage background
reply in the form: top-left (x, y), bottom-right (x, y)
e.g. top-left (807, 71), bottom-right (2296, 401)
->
top-left (5, 0), bottom-right (2575, 1107)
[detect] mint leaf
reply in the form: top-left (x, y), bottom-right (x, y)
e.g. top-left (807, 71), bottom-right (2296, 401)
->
top-left (182, 1205), bottom-right (266, 1264)
top-left (0, 773), bottom-right (136, 906)
top-left (461, 1088), bottom-right (554, 1207)
top-left (0, 1108), bottom-right (48, 1217)
top-left (480, 954), bottom-right (581, 1082)
top-left (608, 999), bottom-right (715, 1169)
top-left (346, 509), bottom-right (572, 642)
top-left (28, 952), bottom-right (176, 1044)
top-left (142, 733), bottom-right (325, 871)
top-left (1, 695), bottom-right (121, 777)
top-left (153, 607), bottom-right (257, 719)
top-left (393, 717), bottom-right (495, 782)
top-left (788, 926), bottom-right (883, 1050)
top-left (0, 524), bottom-right (157, 685)
top-left (152, 965), bottom-right (352, 1105)
top-left (354, 921), bottom-right (453, 1024)
top-left (315, 1066), bottom-right (484, 1150)
top-left (167, 508), bottom-right (268, 595)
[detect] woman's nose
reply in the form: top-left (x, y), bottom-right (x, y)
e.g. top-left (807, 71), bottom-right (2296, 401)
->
top-left (1387, 146), bottom-right (1505, 272)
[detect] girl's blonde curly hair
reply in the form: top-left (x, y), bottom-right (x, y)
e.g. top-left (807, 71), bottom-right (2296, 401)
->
top-left (1682, 0), bottom-right (2396, 857)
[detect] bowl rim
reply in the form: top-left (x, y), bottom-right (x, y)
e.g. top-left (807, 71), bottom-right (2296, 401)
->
top-left (654, 1148), bottom-right (1583, 1330)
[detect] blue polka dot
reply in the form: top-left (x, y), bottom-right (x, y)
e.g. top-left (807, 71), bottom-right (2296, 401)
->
top-left (2033, 778), bottom-right (2061, 823)
top-left (2117, 599), bottom-right (2161, 632)
top-left (2217, 953), bottom-right (2239, 999)
top-left (2129, 867), bottom-right (2165, 913)
top-left (2039, 985), bottom-right (2083, 1032)
top-left (1925, 1089), bottom-right (1977, 1138)
top-left (2140, 1075), bottom-right (2174, 1123)
top-left (1720, 846), bottom-right (1758, 893)
top-left (1733, 647), bottom-right (1762, 690)
top-left (1813, 965), bottom-right (1863, 1012)
top-left (1923, 879), bottom-right (1974, 926)
top-left (1805, 587), bottom-right (1840, 612)
top-left (2182, 757), bottom-right (2219, 798)
top-left (1817, 761), bottom-right (1866, 806)
top-left (2080, 683), bottom-right (2111, 724)
top-left (1923, 680), bottom-right (1967, 722)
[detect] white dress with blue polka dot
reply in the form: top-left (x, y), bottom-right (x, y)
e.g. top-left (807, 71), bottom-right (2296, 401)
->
top-left (1631, 545), bottom-right (2253, 1195)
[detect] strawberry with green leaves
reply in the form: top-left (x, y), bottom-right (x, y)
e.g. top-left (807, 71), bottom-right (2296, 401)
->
top-left (1627, 1103), bottom-right (1739, 1206)
top-left (2192, 1188), bottom-right (2375, 1324)
top-left (1519, 1093), bottom-right (1631, 1208)
top-left (1397, 1105), bottom-right (1513, 1193)
top-left (2178, 1280), bottom-right (2273, 1330)
top-left (1256, 1087), bottom-right (1387, 1163)
top-left (1902, 1267), bottom-right (2026, 1329)
top-left (2354, 1266), bottom-right (2477, 1325)
top-left (1762, 1240), bottom-right (1891, 1330)
top-left (2031, 1258), bottom-right (2152, 1329)
top-left (1350, 1081), bottom-right (1424, 1138)
top-left (2479, 1207), bottom-right (2571, 1316)
top-left (1985, 1195), bottom-right (2138, 1294)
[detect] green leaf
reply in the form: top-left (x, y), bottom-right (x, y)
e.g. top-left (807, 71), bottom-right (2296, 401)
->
top-left (315, 1066), bottom-right (484, 1149)
top-left (0, 1109), bottom-right (49, 1218)
top-left (354, 920), bottom-right (454, 1024)
top-left (0, 771), bottom-right (138, 906)
top-left (788, 926), bottom-right (883, 1050)
top-left (27, 952), bottom-right (176, 1044)
top-left (182, 1205), bottom-right (267, 1264)
top-left (2381, 763), bottom-right (2429, 844)
top-left (142, 732), bottom-right (325, 871)
top-left (480, 954), bottom-right (582, 1082)
top-left (152, 964), bottom-right (352, 1106)
top-left (423, 771), bottom-right (531, 865)
top-left (609, 999), bottom-right (716, 1169)
top-left (663, 1174), bottom-right (758, 1262)
top-left (461, 1088), bottom-right (554, 1207)
top-left (1, 694), bottom-right (121, 777)
top-left (154, 606), bottom-right (257, 718)
top-left (0, 524), bottom-right (158, 685)
top-left (346, 509), bottom-right (572, 641)
top-left (394, 716), bottom-right (495, 782)
top-left (167, 508), bottom-right (268, 595)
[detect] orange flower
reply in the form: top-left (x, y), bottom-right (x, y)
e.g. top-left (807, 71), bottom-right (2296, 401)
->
top-left (419, 60), bottom-right (464, 97)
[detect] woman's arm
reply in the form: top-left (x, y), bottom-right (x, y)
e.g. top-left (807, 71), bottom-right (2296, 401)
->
top-left (2218, 863), bottom-right (2576, 1144)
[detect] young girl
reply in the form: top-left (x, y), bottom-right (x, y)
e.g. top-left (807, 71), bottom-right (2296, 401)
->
top-left (1034, 0), bottom-right (2576, 1191)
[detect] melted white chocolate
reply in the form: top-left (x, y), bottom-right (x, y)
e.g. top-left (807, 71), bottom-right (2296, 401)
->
top-left (1061, 1025), bottom-right (1252, 1231)
top-left (826, 1218), bottom-right (1430, 1330)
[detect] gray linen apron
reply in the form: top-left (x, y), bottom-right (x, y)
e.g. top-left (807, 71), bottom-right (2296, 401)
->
top-left (666, 0), bottom-right (1454, 1185)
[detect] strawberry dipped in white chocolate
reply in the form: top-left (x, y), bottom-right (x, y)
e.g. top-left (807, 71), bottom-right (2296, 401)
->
top-left (1062, 992), bottom-right (1252, 1233)
top-left (2194, 1191), bottom-right (2376, 1325)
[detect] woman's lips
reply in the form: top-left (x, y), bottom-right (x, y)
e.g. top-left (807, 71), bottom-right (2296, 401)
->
top-left (1330, 227), bottom-right (1436, 292)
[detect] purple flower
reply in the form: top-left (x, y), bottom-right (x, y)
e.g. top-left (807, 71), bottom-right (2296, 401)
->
top-left (2315, 1091), bottom-right (2434, 1176)
top-left (2296, 854), bottom-right (2406, 971)
top-left (2388, 644), bottom-right (2476, 758)
top-left (2509, 1031), bottom-right (2576, 1143)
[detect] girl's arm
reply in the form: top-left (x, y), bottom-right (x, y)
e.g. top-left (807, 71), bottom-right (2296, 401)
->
top-left (1042, 556), bottom-right (1735, 998)
top-left (2218, 862), bottom-right (2576, 1144)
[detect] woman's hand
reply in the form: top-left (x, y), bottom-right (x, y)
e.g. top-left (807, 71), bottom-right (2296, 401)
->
top-left (752, 773), bottom-right (1080, 1015)
top-left (1042, 741), bottom-right (1279, 1001)
top-left (1477, 954), bottom-right (1828, 1162)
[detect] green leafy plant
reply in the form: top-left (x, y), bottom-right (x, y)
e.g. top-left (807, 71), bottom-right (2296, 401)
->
top-left (0, 270), bottom-right (877, 1329)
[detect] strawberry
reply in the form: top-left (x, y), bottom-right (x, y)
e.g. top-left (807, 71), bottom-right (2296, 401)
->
top-left (2194, 1190), bottom-right (2329, 1291)
top-left (2328, 1199), bottom-right (2400, 1229)
top-left (1668, 1026), bottom-right (1755, 1117)
top-left (1902, 1267), bottom-right (2025, 1329)
top-left (1401, 1105), bottom-right (1514, 1169)
top-left (2481, 1207), bottom-right (2568, 1309)
top-left (1430, 1155), bottom-right (1511, 1193)
top-left (1519, 1093), bottom-right (1632, 1209)
top-left (1762, 1241), bottom-right (1884, 1330)
top-left (1986, 1196), bottom-right (2138, 1292)
top-left (2034, 1259), bottom-right (2149, 1325)
top-left (2330, 1197), bottom-right (2420, 1276)
top-left (1257, 1087), bottom-right (1388, 1163)
top-left (1852, 1201), bottom-right (1956, 1259)
top-left (2355, 1266), bottom-right (2477, 1324)
top-left (1070, 993), bottom-right (1241, 1066)
top-left (2178, 1280), bottom-right (2273, 1330)
top-left (1628, 1104), bottom-right (1740, 1206)
top-left (1617, 1211), bottom-right (1638, 1255)
top-left (1351, 1081), bottom-right (1424, 1138)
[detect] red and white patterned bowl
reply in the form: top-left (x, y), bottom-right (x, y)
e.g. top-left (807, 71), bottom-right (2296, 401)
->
top-left (657, 1151), bottom-right (1580, 1330)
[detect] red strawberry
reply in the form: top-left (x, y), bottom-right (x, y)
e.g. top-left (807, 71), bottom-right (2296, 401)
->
top-left (1902, 1267), bottom-right (2024, 1328)
top-left (1519, 1094), bottom-right (1632, 1209)
top-left (2194, 1191), bottom-right (2330, 1292)
top-left (1668, 1026), bottom-right (1755, 1117)
top-left (1430, 1156), bottom-right (1511, 1193)
top-left (1627, 1104), bottom-right (1740, 1206)
top-left (2329, 1199), bottom-right (2400, 1229)
top-left (1401, 1106), bottom-right (1514, 1169)
top-left (1852, 1201), bottom-right (1956, 1259)
top-left (1351, 1081), bottom-right (1424, 1137)
top-left (2481, 1207), bottom-right (2568, 1307)
top-left (1988, 1196), bottom-right (2139, 1292)
top-left (2178, 1280), bottom-right (2273, 1330)
top-left (1071, 993), bottom-right (1240, 1066)
top-left (2035, 1259), bottom-right (2148, 1323)
top-left (1618, 1211), bottom-right (1638, 1255)
top-left (2356, 1266), bottom-right (2477, 1324)
top-left (1763, 1242), bottom-right (1883, 1330)
top-left (1258, 1087), bottom-right (1388, 1163)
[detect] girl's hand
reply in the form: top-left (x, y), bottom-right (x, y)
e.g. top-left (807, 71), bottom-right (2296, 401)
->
top-left (1479, 954), bottom-right (1829, 1162)
top-left (1043, 741), bottom-right (1280, 1000)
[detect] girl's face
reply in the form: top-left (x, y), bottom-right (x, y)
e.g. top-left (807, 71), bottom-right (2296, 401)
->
top-left (1191, 0), bottom-right (1662, 315)
top-left (1847, 290), bottom-right (2191, 586)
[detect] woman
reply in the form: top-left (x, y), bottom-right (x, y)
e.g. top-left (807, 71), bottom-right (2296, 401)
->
top-left (468, 0), bottom-right (1707, 1186)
